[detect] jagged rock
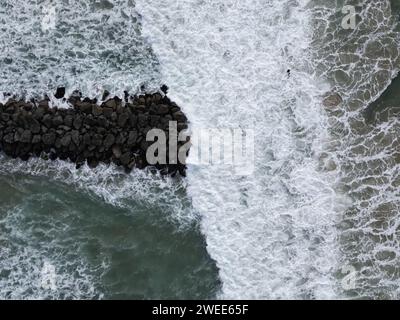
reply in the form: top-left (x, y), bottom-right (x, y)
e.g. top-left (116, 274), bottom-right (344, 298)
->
top-left (161, 85), bottom-right (168, 94)
top-left (0, 88), bottom-right (189, 176)
top-left (92, 134), bottom-right (103, 147)
top-left (32, 135), bottom-right (41, 144)
top-left (53, 115), bottom-right (63, 127)
top-left (116, 132), bottom-right (127, 145)
top-left (138, 114), bottom-right (148, 127)
top-left (172, 111), bottom-right (187, 122)
top-left (102, 107), bottom-right (113, 118)
top-left (71, 130), bottom-right (80, 145)
top-left (110, 112), bottom-right (117, 122)
top-left (33, 107), bottom-right (45, 119)
top-left (93, 105), bottom-right (103, 117)
top-left (78, 102), bottom-right (92, 114)
top-left (152, 104), bottom-right (169, 115)
top-left (60, 134), bottom-right (71, 147)
top-left (117, 112), bottom-right (129, 127)
top-left (73, 116), bottom-right (83, 130)
top-left (27, 117), bottom-right (41, 134)
top-left (55, 87), bottom-right (66, 99)
top-left (4, 133), bottom-right (14, 144)
top-left (83, 133), bottom-right (91, 145)
top-left (102, 90), bottom-right (110, 101)
top-left (1, 113), bottom-right (10, 122)
top-left (112, 145), bottom-right (122, 159)
top-left (150, 115), bottom-right (160, 126)
top-left (120, 152), bottom-right (132, 166)
top-left (104, 134), bottom-right (115, 148)
top-left (42, 133), bottom-right (56, 145)
top-left (127, 130), bottom-right (138, 146)
top-left (64, 115), bottom-right (74, 127)
top-left (87, 158), bottom-right (99, 168)
top-left (129, 114), bottom-right (137, 127)
top-left (20, 130), bottom-right (32, 143)
top-left (42, 114), bottom-right (53, 128)
top-left (104, 99), bottom-right (116, 110)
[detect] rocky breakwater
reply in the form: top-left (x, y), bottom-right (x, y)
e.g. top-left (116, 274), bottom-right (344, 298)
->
top-left (0, 88), bottom-right (189, 176)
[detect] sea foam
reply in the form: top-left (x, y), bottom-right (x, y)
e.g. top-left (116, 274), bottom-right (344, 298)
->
top-left (137, 0), bottom-right (347, 299)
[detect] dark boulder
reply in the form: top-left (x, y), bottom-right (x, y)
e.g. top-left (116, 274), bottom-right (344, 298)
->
top-left (33, 107), bottom-right (45, 119)
top-left (83, 133), bottom-right (91, 145)
top-left (64, 115), bottom-right (74, 127)
top-left (71, 130), bottom-right (80, 145)
top-left (55, 87), bottom-right (66, 99)
top-left (112, 145), bottom-right (122, 159)
top-left (104, 99), bottom-right (116, 110)
top-left (110, 112), bottom-right (117, 122)
top-left (20, 130), bottom-right (32, 143)
top-left (42, 114), bottom-right (53, 128)
top-left (150, 115), bottom-right (161, 127)
top-left (151, 104), bottom-right (169, 115)
top-left (116, 132), bottom-right (127, 145)
top-left (120, 152), bottom-right (132, 166)
top-left (173, 111), bottom-right (187, 122)
top-left (117, 112), bottom-right (129, 127)
top-left (53, 115), bottom-right (64, 127)
top-left (137, 114), bottom-right (148, 127)
top-left (92, 134), bottom-right (103, 147)
top-left (102, 107), bottom-right (113, 118)
top-left (42, 133), bottom-right (56, 145)
top-left (77, 102), bottom-right (92, 114)
top-left (102, 90), bottom-right (110, 101)
top-left (87, 158), bottom-right (99, 169)
top-left (73, 116), bottom-right (83, 130)
top-left (104, 134), bottom-right (115, 148)
top-left (3, 133), bottom-right (14, 144)
top-left (161, 84), bottom-right (169, 94)
top-left (92, 105), bottom-right (103, 117)
top-left (32, 135), bottom-right (41, 144)
top-left (60, 134), bottom-right (72, 147)
top-left (127, 130), bottom-right (138, 146)
top-left (0, 88), bottom-right (189, 176)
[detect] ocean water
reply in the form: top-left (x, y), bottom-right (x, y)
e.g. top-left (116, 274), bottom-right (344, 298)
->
top-left (0, 0), bottom-right (220, 300)
top-left (0, 0), bottom-right (400, 299)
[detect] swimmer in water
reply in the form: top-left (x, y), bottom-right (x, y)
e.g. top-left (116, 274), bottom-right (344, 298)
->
top-left (287, 69), bottom-right (291, 77)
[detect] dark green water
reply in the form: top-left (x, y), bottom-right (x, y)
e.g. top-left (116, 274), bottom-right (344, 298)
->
top-left (1, 0), bottom-right (400, 300)
top-left (365, 73), bottom-right (400, 122)
top-left (0, 0), bottom-right (221, 300)
top-left (0, 172), bottom-right (221, 299)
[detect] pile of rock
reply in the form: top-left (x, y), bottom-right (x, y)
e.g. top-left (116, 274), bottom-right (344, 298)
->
top-left (0, 87), bottom-right (189, 176)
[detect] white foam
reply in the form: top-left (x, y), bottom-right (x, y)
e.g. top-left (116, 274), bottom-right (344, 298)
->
top-left (0, 0), bottom-right (163, 100)
top-left (310, 0), bottom-right (400, 298)
top-left (137, 0), bottom-right (346, 299)
top-left (0, 206), bottom-right (103, 299)
top-left (0, 0), bottom-right (199, 299)
top-left (0, 154), bottom-right (196, 226)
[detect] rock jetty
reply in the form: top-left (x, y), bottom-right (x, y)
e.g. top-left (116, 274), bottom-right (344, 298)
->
top-left (0, 87), bottom-right (189, 176)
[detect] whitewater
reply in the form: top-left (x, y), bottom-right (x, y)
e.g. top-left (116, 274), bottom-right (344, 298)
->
top-left (136, 0), bottom-right (348, 299)
top-left (1, 0), bottom-right (400, 299)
